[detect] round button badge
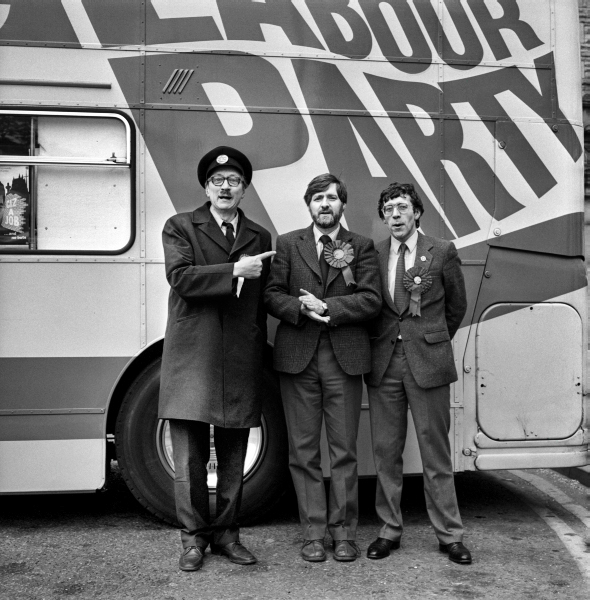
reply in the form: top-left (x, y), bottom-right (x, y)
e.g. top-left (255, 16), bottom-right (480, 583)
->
top-left (216, 154), bottom-right (229, 164)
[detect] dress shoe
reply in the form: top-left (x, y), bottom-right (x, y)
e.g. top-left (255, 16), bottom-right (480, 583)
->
top-left (439, 542), bottom-right (472, 564)
top-left (366, 537), bottom-right (401, 559)
top-left (178, 546), bottom-right (206, 571)
top-left (333, 540), bottom-right (361, 562)
top-left (301, 539), bottom-right (327, 562)
top-left (211, 541), bottom-right (257, 565)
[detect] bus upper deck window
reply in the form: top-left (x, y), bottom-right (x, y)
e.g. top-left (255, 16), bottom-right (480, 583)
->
top-left (0, 112), bottom-right (132, 253)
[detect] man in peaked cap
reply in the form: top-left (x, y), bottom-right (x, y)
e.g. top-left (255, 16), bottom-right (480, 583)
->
top-left (159, 146), bottom-right (274, 572)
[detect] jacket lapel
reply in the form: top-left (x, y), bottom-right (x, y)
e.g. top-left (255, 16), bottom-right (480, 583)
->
top-left (376, 238), bottom-right (397, 313)
top-left (192, 203), bottom-right (232, 254)
top-left (296, 224), bottom-right (322, 280)
top-left (325, 226), bottom-right (353, 290)
top-left (415, 233), bottom-right (434, 273)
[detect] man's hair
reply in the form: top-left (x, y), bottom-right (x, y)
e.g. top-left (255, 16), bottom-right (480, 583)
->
top-left (303, 173), bottom-right (347, 206)
top-left (378, 182), bottom-right (424, 228)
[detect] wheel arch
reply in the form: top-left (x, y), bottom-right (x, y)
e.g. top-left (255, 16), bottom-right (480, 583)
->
top-left (106, 337), bottom-right (165, 437)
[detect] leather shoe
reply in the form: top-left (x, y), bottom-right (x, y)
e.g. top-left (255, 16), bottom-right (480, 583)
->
top-left (333, 540), bottom-right (361, 562)
top-left (366, 537), bottom-right (401, 559)
top-left (211, 541), bottom-right (257, 565)
top-left (301, 539), bottom-right (327, 562)
top-left (439, 542), bottom-right (472, 564)
top-left (178, 546), bottom-right (206, 571)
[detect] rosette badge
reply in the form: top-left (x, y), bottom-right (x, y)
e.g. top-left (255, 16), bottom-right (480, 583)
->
top-left (403, 266), bottom-right (432, 316)
top-left (324, 240), bottom-right (356, 287)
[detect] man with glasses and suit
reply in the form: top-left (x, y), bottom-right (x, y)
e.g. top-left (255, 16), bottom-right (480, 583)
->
top-left (365, 182), bottom-right (471, 565)
top-left (159, 146), bottom-right (274, 571)
top-left (264, 173), bottom-right (381, 563)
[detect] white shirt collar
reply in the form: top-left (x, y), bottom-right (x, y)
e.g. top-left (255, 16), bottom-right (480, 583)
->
top-left (390, 229), bottom-right (419, 255)
top-left (313, 224), bottom-right (340, 245)
top-left (210, 204), bottom-right (239, 231)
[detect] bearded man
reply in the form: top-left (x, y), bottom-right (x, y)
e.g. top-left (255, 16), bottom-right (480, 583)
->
top-left (264, 173), bottom-right (381, 563)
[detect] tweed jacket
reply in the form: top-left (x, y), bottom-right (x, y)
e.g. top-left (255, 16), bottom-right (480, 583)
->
top-left (264, 224), bottom-right (382, 375)
top-left (158, 202), bottom-right (272, 428)
top-left (365, 233), bottom-right (467, 390)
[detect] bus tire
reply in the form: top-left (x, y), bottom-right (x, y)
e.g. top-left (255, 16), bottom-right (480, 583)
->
top-left (114, 357), bottom-right (289, 526)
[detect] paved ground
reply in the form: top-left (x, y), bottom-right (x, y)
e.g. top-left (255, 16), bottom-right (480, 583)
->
top-left (1, 465), bottom-right (589, 600)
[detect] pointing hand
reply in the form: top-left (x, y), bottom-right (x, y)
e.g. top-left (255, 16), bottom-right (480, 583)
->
top-left (233, 251), bottom-right (276, 279)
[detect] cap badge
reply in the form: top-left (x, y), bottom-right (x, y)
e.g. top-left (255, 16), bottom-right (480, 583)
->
top-left (216, 154), bottom-right (229, 164)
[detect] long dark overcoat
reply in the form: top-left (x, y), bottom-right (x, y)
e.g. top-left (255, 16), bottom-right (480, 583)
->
top-left (158, 202), bottom-right (272, 428)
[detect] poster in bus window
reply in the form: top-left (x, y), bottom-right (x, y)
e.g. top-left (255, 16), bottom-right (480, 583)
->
top-left (0, 165), bottom-right (30, 246)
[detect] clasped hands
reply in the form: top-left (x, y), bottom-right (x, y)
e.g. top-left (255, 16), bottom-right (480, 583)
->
top-left (299, 289), bottom-right (330, 324)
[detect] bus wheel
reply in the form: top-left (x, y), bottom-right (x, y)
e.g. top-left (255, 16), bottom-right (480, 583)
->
top-left (114, 358), bottom-right (289, 525)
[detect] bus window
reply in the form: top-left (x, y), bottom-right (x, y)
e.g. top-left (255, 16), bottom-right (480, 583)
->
top-left (0, 111), bottom-right (132, 253)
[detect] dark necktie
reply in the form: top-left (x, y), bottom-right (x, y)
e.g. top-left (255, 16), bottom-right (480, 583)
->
top-left (394, 242), bottom-right (408, 314)
top-left (223, 221), bottom-right (235, 246)
top-left (319, 234), bottom-right (332, 288)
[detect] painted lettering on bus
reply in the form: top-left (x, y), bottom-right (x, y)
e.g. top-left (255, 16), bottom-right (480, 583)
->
top-left (0, 0), bottom-right (547, 69)
top-left (111, 44), bottom-right (582, 238)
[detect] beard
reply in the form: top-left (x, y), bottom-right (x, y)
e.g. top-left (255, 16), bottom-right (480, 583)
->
top-left (311, 208), bottom-right (343, 229)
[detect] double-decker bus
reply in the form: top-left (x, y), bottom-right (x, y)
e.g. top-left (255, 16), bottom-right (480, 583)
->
top-left (0, 0), bottom-right (587, 524)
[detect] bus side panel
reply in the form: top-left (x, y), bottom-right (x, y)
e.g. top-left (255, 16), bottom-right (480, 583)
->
top-left (0, 439), bottom-right (105, 493)
top-left (0, 262), bottom-right (139, 492)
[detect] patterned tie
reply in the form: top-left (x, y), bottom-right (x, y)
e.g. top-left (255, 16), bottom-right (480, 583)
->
top-left (394, 242), bottom-right (408, 314)
top-left (319, 234), bottom-right (332, 289)
top-left (223, 221), bottom-right (235, 246)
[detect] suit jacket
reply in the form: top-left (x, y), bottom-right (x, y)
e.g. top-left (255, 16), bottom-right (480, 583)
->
top-left (365, 233), bottom-right (467, 390)
top-left (158, 202), bottom-right (272, 428)
top-left (264, 224), bottom-right (382, 375)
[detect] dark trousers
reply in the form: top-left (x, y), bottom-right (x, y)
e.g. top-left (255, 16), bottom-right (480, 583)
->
top-left (169, 419), bottom-right (250, 548)
top-left (367, 341), bottom-right (463, 545)
top-left (279, 331), bottom-right (363, 541)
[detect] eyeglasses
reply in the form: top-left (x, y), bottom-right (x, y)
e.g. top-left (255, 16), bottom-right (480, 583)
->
top-left (383, 202), bottom-right (411, 216)
top-left (208, 175), bottom-right (243, 187)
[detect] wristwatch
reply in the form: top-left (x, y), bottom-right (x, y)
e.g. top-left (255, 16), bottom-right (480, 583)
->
top-left (321, 302), bottom-right (329, 315)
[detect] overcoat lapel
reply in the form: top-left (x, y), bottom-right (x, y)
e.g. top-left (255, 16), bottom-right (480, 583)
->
top-left (230, 212), bottom-right (257, 259)
top-left (325, 226), bottom-right (353, 290)
top-left (296, 224), bottom-right (322, 279)
top-left (192, 204), bottom-right (232, 254)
